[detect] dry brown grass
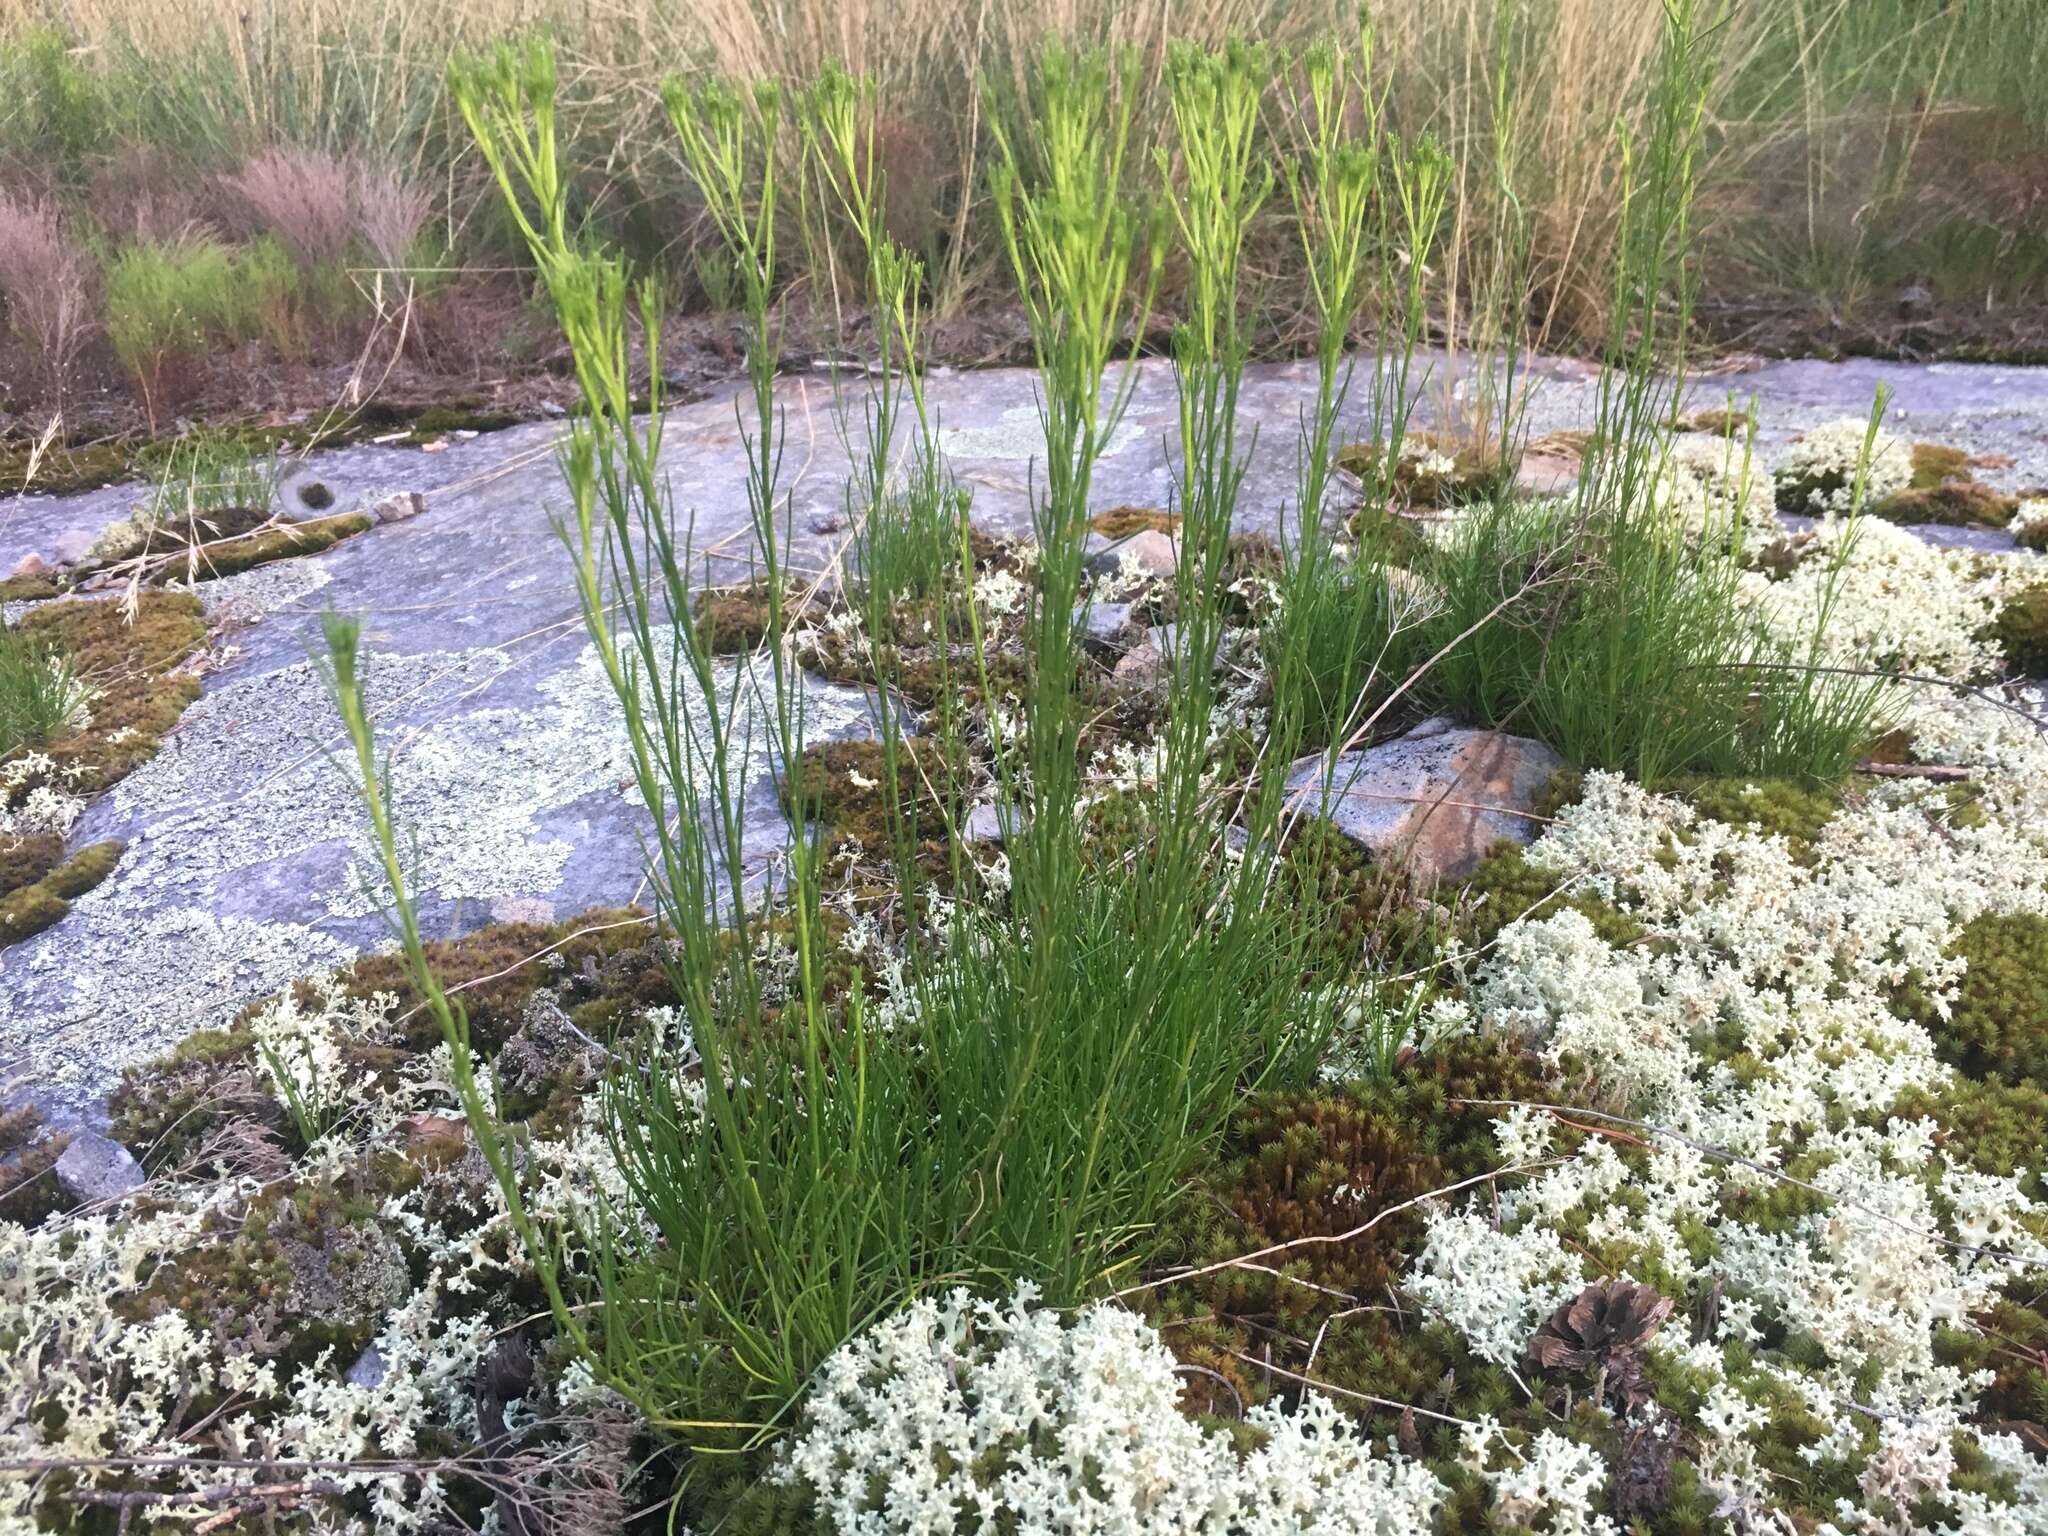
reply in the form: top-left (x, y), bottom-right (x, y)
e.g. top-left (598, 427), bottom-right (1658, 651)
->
top-left (0, 190), bottom-right (94, 403)
top-left (354, 162), bottom-right (434, 270)
top-left (4, 0), bottom-right (2039, 349)
top-left (225, 146), bottom-right (362, 274)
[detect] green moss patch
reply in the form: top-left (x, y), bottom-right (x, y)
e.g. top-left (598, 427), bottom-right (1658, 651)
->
top-left (1898, 912), bottom-right (2048, 1087)
top-left (0, 434), bottom-right (140, 498)
top-left (125, 509), bottom-right (372, 584)
top-left (1151, 1032), bottom-right (1570, 1438)
top-left (0, 839), bottom-right (122, 944)
top-left (334, 906), bottom-right (659, 1054)
top-left (1993, 583), bottom-right (2048, 675)
top-left (0, 573), bottom-right (62, 602)
top-left (696, 584), bottom-right (785, 655)
top-left (1452, 837), bottom-right (1646, 955)
top-left (1089, 506), bottom-right (1181, 538)
top-left (0, 1104), bottom-right (72, 1228)
top-left (0, 401), bottom-right (533, 500)
top-left (1870, 443), bottom-right (2020, 527)
top-left (1669, 773), bottom-right (1847, 852)
top-left (782, 737), bottom-right (963, 882)
top-left (0, 830), bottom-right (67, 893)
top-left (110, 905), bottom-right (662, 1166)
top-left (10, 590), bottom-right (207, 797)
top-left (1336, 430), bottom-right (1515, 510)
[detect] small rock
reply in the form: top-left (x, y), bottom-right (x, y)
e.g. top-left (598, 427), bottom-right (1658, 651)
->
top-left (52, 530), bottom-right (93, 565)
top-left (489, 895), bottom-right (556, 926)
top-left (54, 1132), bottom-right (144, 1207)
top-left (1084, 528), bottom-right (1177, 581)
top-left (1130, 626), bottom-right (1220, 679)
top-left (370, 490), bottom-right (428, 525)
top-left (539, 399), bottom-right (568, 418)
top-left (346, 1343), bottom-right (389, 1390)
top-left (8, 552), bottom-right (51, 580)
top-left (1515, 452), bottom-right (1580, 498)
top-left (963, 803), bottom-right (1010, 843)
top-left (1283, 718), bottom-right (1564, 883)
top-left (1110, 633), bottom-right (1167, 693)
top-left (1073, 601), bottom-right (1137, 656)
top-left (399, 1112), bottom-right (468, 1170)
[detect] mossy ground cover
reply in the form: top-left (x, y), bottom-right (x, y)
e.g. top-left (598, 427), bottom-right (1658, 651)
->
top-left (7, 590), bottom-right (206, 797)
top-left (0, 399), bottom-right (536, 501)
top-left (1335, 430), bottom-right (1519, 511)
top-left (0, 591), bottom-right (201, 949)
top-left (0, 837), bottom-right (121, 943)
top-left (1869, 443), bottom-right (2021, 528)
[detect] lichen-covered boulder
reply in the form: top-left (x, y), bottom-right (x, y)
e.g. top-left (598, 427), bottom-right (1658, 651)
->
top-left (1283, 718), bottom-right (1564, 883)
top-left (54, 1131), bottom-right (144, 1207)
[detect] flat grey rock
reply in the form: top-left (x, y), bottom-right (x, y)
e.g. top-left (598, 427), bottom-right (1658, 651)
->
top-left (345, 1343), bottom-right (389, 1390)
top-left (963, 803), bottom-right (1009, 843)
top-left (1074, 601), bottom-right (1138, 656)
top-left (2, 350), bottom-right (2045, 1125)
top-left (55, 1131), bottom-right (145, 1206)
top-left (1284, 719), bottom-right (1564, 883)
top-left (1084, 528), bottom-right (1177, 580)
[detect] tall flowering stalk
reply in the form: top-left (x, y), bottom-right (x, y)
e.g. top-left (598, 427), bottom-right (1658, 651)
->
top-left (984, 42), bottom-right (1161, 906)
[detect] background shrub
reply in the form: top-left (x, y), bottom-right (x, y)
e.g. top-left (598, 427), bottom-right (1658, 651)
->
top-left (0, 191), bottom-right (94, 404)
top-left (102, 234), bottom-right (240, 425)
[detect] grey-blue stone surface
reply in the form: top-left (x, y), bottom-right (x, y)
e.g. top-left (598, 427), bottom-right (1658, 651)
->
top-left (2, 350), bottom-right (2045, 1124)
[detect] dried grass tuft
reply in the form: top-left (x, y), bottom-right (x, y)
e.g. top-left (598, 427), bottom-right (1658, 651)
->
top-left (354, 162), bottom-right (433, 270)
top-left (225, 146), bottom-right (361, 276)
top-left (0, 189), bottom-right (94, 404)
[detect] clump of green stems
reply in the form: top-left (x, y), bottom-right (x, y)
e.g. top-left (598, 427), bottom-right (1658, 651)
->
top-left (1265, 0), bottom-right (1889, 787)
top-left (982, 42), bottom-right (1161, 892)
top-left (336, 13), bottom-right (1889, 1515)
top-left (1425, 0), bottom-right (1888, 783)
top-left (1156, 37), bottom-right (1270, 808)
top-left (431, 40), bottom-right (1335, 1485)
top-left (801, 63), bottom-right (972, 904)
top-left (138, 427), bottom-right (281, 525)
top-left (1263, 23), bottom-right (1474, 761)
top-left (454, 39), bottom-right (878, 1436)
top-left (0, 625), bottom-right (90, 755)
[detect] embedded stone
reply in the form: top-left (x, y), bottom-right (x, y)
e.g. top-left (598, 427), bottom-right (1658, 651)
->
top-left (346, 1343), bottom-right (389, 1390)
top-left (54, 1131), bottom-right (144, 1206)
top-left (370, 490), bottom-right (428, 525)
top-left (1283, 718), bottom-right (1564, 883)
top-left (1073, 601), bottom-right (1138, 656)
top-left (1110, 632), bottom-right (1167, 693)
top-left (1084, 528), bottom-right (1177, 580)
top-left (8, 552), bottom-right (51, 580)
top-left (963, 802), bottom-right (1010, 843)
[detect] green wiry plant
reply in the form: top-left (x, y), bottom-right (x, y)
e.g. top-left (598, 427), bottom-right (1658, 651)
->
top-left (1423, 0), bottom-right (1888, 785)
top-left (984, 41), bottom-right (1160, 894)
top-left (1265, 27), bottom-right (1423, 757)
top-left (1156, 36), bottom-right (1270, 819)
top-left (319, 610), bottom-right (590, 1358)
top-left (800, 64), bottom-right (968, 909)
top-left (457, 42), bottom-right (894, 1446)
top-left (0, 626), bottom-right (91, 755)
